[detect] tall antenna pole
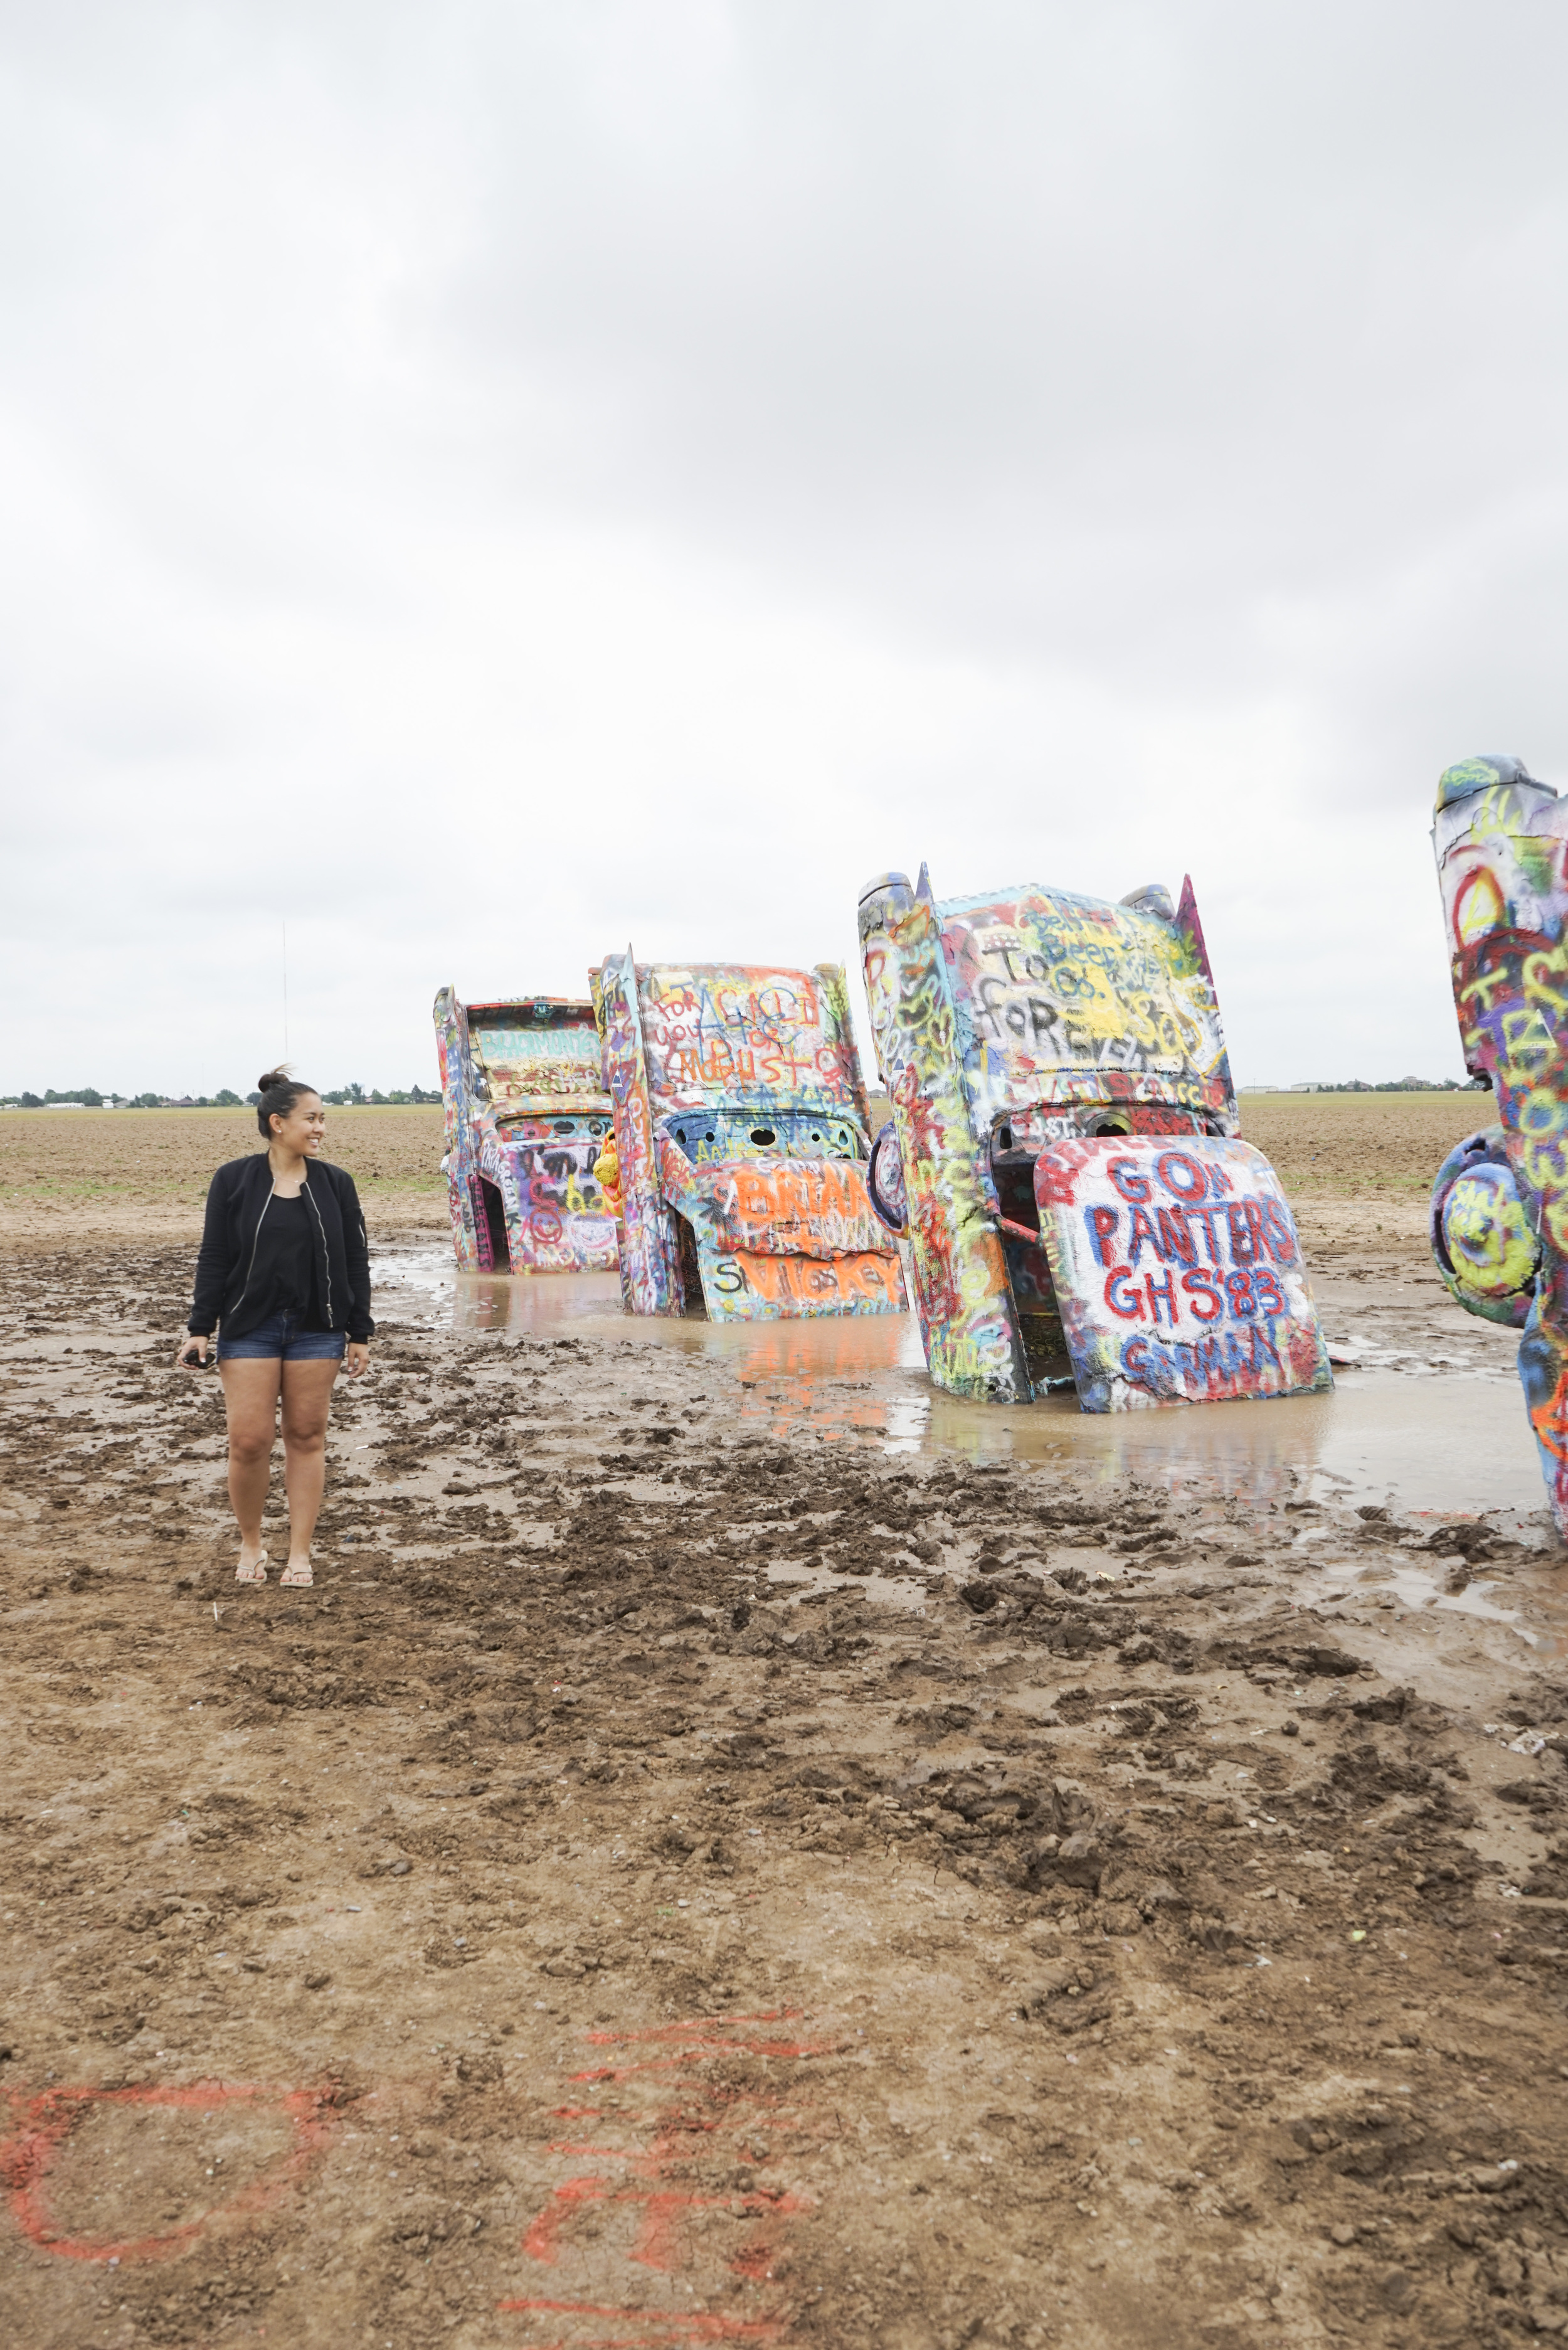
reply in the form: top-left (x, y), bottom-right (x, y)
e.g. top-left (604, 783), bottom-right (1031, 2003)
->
top-left (283, 920), bottom-right (289, 1059)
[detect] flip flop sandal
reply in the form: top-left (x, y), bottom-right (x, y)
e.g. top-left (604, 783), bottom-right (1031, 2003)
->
top-left (235, 1553), bottom-right (268, 1584)
top-left (280, 1562), bottom-right (314, 1588)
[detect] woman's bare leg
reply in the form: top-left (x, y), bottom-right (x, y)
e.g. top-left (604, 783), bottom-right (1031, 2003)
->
top-left (279, 1358), bottom-right (341, 1574)
top-left (220, 1358), bottom-right (283, 1569)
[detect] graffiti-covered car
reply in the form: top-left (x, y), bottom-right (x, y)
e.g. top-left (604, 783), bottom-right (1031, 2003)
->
top-left (1429, 753), bottom-right (1568, 1535)
top-left (433, 988), bottom-right (617, 1273)
top-left (592, 954), bottom-right (905, 1320)
top-left (857, 868), bottom-right (1330, 1411)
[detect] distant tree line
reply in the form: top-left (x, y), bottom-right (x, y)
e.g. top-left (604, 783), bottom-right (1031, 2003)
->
top-left (305, 1082), bottom-right (440, 1108)
top-left (1284, 1077), bottom-right (1486, 1093)
top-left (0, 1084), bottom-right (440, 1109)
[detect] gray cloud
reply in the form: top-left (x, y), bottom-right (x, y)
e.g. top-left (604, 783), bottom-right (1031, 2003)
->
top-left (3, 1), bottom-right (1565, 1094)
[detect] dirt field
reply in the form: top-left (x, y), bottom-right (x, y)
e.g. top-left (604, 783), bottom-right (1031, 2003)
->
top-left (1236, 1095), bottom-right (1494, 1204)
top-left (0, 1090), bottom-right (1495, 1243)
top-left (4, 1104), bottom-right (1567, 2350)
top-left (0, 1110), bottom-right (448, 1250)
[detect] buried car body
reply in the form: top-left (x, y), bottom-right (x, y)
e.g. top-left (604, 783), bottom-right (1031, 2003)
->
top-left (856, 867), bottom-right (1329, 1412)
top-left (1429, 753), bottom-right (1568, 1536)
top-left (591, 953), bottom-right (905, 1321)
top-left (433, 987), bottom-right (617, 1273)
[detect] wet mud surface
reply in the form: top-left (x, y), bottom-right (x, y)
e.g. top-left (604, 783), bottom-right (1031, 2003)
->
top-left (4, 1231), bottom-right (1568, 2349)
top-left (1294, 1201), bottom-right (1522, 1380)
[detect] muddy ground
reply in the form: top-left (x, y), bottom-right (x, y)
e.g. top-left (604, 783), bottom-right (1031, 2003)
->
top-left (3, 1108), bottom-right (1568, 2350)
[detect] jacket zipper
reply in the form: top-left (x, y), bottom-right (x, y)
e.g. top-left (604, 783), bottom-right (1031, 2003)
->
top-left (303, 1171), bottom-right (335, 1327)
top-left (232, 1184), bottom-right (274, 1321)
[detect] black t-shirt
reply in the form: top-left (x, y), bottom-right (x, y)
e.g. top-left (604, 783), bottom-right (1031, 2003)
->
top-left (248, 1192), bottom-right (327, 1329)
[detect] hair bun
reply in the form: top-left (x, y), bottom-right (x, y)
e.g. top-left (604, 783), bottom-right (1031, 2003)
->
top-left (257, 1067), bottom-right (291, 1092)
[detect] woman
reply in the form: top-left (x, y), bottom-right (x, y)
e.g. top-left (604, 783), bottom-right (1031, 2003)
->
top-left (177, 1070), bottom-right (373, 1588)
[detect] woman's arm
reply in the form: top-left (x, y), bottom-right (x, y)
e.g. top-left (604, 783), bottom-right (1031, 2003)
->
top-left (338, 1169), bottom-right (375, 1343)
top-left (188, 1166), bottom-right (234, 1337)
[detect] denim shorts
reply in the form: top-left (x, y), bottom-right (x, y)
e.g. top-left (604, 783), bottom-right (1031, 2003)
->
top-left (216, 1311), bottom-right (346, 1363)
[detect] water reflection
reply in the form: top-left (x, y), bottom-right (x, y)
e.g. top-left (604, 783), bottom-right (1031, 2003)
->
top-left (374, 1247), bottom-right (1545, 1517)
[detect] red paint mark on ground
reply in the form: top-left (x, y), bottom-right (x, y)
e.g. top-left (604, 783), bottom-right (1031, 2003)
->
top-left (0, 2080), bottom-right (340, 2263)
top-left (524, 2179), bottom-right (809, 2275)
top-left (503, 2012), bottom-right (834, 2344)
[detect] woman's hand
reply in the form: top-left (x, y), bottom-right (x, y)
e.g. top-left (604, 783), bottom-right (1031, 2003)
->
top-left (177, 1334), bottom-right (209, 1368)
top-left (345, 1342), bottom-right (371, 1379)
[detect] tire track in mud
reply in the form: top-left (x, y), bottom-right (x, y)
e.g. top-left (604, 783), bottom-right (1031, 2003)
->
top-left (3, 1241), bottom-right (1568, 2348)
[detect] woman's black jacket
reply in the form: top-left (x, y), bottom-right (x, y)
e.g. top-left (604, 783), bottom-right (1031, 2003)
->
top-left (189, 1156), bottom-right (374, 1342)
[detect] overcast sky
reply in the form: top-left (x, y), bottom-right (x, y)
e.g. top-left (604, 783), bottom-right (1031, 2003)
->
top-left (4, 1), bottom-right (1566, 1096)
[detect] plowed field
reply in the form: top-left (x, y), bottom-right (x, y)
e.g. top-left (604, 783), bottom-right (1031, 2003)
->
top-left (0, 1109), bottom-right (446, 1249)
top-left (1237, 1093), bottom-right (1492, 1202)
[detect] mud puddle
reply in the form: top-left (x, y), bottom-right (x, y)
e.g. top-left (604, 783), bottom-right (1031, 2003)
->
top-left (368, 1247), bottom-right (1568, 1664)
top-left (376, 1245), bottom-right (1549, 1520)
